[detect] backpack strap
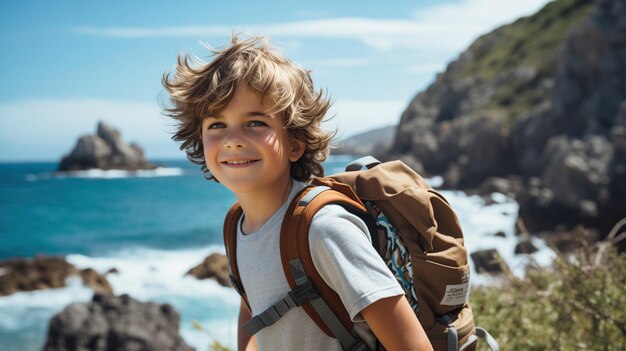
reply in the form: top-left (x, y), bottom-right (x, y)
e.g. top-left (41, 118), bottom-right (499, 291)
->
top-left (280, 183), bottom-right (369, 340)
top-left (473, 327), bottom-right (500, 351)
top-left (223, 203), bottom-right (250, 310)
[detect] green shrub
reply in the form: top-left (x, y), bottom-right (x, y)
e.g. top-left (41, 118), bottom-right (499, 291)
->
top-left (471, 246), bottom-right (626, 350)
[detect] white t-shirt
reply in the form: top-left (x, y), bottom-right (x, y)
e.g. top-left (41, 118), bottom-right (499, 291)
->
top-left (236, 180), bottom-right (404, 351)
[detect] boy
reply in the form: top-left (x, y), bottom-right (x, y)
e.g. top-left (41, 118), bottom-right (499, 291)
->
top-left (162, 34), bottom-right (432, 351)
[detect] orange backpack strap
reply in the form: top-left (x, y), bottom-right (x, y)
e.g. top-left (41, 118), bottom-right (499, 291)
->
top-left (223, 202), bottom-right (250, 310)
top-left (280, 183), bottom-right (371, 342)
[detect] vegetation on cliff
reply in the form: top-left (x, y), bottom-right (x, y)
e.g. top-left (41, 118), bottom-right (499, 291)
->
top-left (471, 242), bottom-right (626, 350)
top-left (457, 0), bottom-right (594, 122)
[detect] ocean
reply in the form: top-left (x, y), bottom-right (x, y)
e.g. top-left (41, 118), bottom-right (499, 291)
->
top-left (0, 156), bottom-right (555, 351)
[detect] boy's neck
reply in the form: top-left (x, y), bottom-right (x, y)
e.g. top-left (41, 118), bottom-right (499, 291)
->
top-left (237, 177), bottom-right (294, 234)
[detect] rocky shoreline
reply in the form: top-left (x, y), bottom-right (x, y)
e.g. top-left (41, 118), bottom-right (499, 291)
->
top-left (0, 254), bottom-right (232, 351)
top-left (0, 256), bottom-right (112, 297)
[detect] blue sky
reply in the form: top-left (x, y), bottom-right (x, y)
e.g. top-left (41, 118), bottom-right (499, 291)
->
top-left (0, 0), bottom-right (551, 161)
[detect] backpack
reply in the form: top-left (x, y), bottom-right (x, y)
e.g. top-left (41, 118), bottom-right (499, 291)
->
top-left (224, 156), bottom-right (500, 351)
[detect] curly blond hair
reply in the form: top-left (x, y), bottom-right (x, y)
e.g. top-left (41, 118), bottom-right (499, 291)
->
top-left (161, 34), bottom-right (334, 181)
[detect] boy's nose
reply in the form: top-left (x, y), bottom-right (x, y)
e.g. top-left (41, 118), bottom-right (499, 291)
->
top-left (223, 129), bottom-right (247, 149)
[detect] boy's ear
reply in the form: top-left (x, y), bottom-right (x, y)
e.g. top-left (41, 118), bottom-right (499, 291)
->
top-left (289, 137), bottom-right (306, 162)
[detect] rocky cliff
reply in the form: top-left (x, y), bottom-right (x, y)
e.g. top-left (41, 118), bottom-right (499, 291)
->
top-left (388, 0), bottom-right (626, 243)
top-left (58, 121), bottom-right (157, 172)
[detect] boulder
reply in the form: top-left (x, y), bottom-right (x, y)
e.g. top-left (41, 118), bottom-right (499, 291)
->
top-left (59, 121), bottom-right (158, 172)
top-left (470, 249), bottom-right (509, 274)
top-left (477, 177), bottom-right (524, 199)
top-left (43, 293), bottom-right (195, 351)
top-left (538, 226), bottom-right (600, 253)
top-left (514, 239), bottom-right (539, 255)
top-left (186, 253), bottom-right (231, 288)
top-left (79, 268), bottom-right (113, 296)
top-left (0, 255), bottom-right (112, 296)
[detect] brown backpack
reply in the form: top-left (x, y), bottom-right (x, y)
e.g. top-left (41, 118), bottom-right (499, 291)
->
top-left (224, 156), bottom-right (499, 351)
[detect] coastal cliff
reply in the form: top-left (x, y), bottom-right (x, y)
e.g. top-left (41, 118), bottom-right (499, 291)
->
top-left (386, 0), bottom-right (626, 244)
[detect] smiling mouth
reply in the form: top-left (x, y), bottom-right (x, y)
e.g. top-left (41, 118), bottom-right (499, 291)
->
top-left (222, 160), bottom-right (260, 165)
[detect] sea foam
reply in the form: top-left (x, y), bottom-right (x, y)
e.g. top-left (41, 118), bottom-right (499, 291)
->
top-left (26, 167), bottom-right (185, 181)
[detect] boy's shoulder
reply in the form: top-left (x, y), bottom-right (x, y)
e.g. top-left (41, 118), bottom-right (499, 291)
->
top-left (308, 203), bottom-right (374, 256)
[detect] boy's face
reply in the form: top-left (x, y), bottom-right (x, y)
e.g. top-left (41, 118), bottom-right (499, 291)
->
top-left (201, 84), bottom-right (304, 195)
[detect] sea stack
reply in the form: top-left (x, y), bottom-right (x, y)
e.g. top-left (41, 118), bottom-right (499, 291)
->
top-left (58, 121), bottom-right (157, 172)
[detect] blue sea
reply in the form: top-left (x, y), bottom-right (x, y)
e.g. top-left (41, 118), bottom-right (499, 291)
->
top-left (0, 156), bottom-right (555, 351)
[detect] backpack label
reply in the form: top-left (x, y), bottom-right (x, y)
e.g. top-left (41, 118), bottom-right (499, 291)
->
top-left (440, 282), bottom-right (470, 306)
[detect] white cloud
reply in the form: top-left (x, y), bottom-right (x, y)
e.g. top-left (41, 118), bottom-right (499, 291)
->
top-left (0, 99), bottom-right (183, 161)
top-left (72, 0), bottom-right (552, 52)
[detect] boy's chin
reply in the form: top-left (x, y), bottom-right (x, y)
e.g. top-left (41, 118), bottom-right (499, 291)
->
top-left (222, 180), bottom-right (263, 195)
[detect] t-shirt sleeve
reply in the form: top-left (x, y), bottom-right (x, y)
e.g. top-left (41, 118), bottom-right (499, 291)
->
top-left (309, 204), bottom-right (404, 322)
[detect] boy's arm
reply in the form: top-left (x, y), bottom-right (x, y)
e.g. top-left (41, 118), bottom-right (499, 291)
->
top-left (361, 295), bottom-right (433, 351)
top-left (237, 298), bottom-right (259, 351)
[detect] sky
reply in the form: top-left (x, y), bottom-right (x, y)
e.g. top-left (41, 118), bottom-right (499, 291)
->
top-left (0, 0), bottom-right (552, 161)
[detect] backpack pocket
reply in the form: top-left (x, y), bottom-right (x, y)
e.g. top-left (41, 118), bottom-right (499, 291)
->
top-left (412, 256), bottom-right (471, 320)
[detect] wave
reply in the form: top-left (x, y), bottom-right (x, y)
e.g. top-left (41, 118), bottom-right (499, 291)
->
top-left (25, 167), bottom-right (186, 181)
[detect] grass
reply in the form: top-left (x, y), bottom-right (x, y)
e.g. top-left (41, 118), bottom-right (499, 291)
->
top-left (460, 0), bottom-right (593, 81)
top-left (452, 0), bottom-right (595, 124)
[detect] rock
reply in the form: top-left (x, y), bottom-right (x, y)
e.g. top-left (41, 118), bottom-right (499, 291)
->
top-left (0, 256), bottom-right (113, 296)
top-left (79, 268), bottom-right (113, 295)
top-left (106, 268), bottom-right (119, 275)
top-left (494, 231), bottom-right (506, 238)
top-left (540, 135), bottom-right (612, 208)
top-left (452, 119), bottom-right (515, 188)
top-left (470, 249), bottom-right (509, 274)
top-left (58, 121), bottom-right (158, 172)
top-left (477, 176), bottom-right (524, 198)
top-left (514, 239), bottom-right (539, 254)
top-left (186, 253), bottom-right (231, 288)
top-left (43, 293), bottom-right (195, 351)
top-left (0, 256), bottom-right (77, 296)
top-left (537, 226), bottom-right (600, 253)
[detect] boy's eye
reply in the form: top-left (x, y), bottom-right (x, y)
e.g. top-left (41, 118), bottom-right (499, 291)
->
top-left (208, 122), bottom-right (226, 129)
top-left (248, 120), bottom-right (267, 127)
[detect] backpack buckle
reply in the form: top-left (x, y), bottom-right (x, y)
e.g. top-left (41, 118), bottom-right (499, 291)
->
top-left (288, 280), bottom-right (320, 306)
